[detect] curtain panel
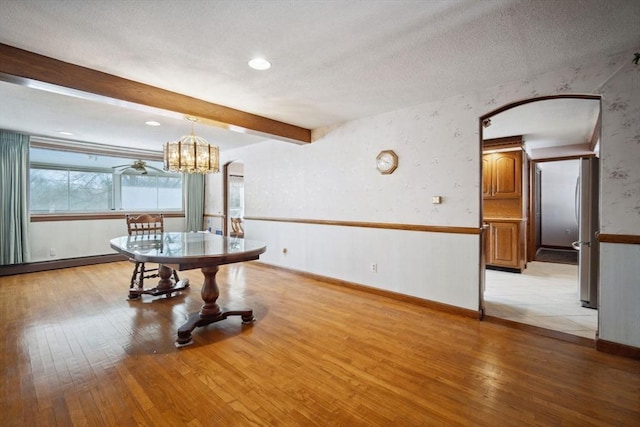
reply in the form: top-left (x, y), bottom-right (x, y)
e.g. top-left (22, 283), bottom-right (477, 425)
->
top-left (0, 130), bottom-right (31, 264)
top-left (183, 173), bottom-right (205, 232)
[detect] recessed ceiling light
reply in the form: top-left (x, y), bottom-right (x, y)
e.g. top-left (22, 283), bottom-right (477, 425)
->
top-left (58, 131), bottom-right (74, 136)
top-left (145, 120), bottom-right (161, 126)
top-left (248, 57), bottom-right (271, 70)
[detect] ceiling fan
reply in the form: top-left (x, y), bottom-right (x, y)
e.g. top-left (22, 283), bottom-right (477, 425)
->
top-left (112, 159), bottom-right (163, 175)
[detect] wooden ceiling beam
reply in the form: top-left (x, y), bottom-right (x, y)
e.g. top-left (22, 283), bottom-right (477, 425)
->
top-left (0, 43), bottom-right (311, 144)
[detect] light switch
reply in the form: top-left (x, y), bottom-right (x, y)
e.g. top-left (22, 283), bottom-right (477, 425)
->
top-left (432, 196), bottom-right (442, 204)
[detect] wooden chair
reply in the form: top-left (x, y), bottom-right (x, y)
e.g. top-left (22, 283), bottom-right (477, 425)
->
top-left (230, 217), bottom-right (244, 238)
top-left (125, 213), bottom-right (180, 299)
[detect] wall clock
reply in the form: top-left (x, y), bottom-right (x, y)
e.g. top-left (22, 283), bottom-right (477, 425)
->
top-left (376, 150), bottom-right (398, 174)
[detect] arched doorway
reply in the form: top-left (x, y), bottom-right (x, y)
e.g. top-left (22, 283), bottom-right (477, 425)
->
top-left (479, 95), bottom-right (601, 340)
top-left (223, 160), bottom-right (245, 237)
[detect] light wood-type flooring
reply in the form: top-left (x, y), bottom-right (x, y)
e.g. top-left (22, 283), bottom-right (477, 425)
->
top-left (485, 261), bottom-right (598, 339)
top-left (1, 261), bottom-right (639, 426)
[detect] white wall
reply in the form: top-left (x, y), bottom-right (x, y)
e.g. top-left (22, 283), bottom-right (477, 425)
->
top-left (599, 243), bottom-right (640, 347)
top-left (207, 48), bottom-right (639, 347)
top-left (29, 217), bottom-right (185, 262)
top-left (214, 88), bottom-right (482, 311)
top-left (249, 220), bottom-right (479, 310)
top-left (539, 160), bottom-right (579, 247)
top-left (597, 50), bottom-right (640, 348)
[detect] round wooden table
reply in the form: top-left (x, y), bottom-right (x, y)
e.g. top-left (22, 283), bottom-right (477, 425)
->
top-left (111, 232), bottom-right (266, 346)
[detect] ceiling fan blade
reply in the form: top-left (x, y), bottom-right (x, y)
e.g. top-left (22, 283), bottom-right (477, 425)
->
top-left (144, 165), bottom-right (165, 173)
top-left (111, 162), bottom-right (165, 175)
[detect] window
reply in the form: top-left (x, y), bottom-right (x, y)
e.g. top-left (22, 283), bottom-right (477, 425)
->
top-left (29, 146), bottom-right (183, 213)
top-left (30, 168), bottom-right (113, 211)
top-left (120, 174), bottom-right (182, 210)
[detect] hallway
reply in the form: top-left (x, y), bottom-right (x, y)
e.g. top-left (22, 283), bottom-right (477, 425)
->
top-left (484, 261), bottom-right (598, 339)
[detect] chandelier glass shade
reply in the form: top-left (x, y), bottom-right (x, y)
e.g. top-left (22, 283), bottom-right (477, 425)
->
top-left (163, 120), bottom-right (220, 174)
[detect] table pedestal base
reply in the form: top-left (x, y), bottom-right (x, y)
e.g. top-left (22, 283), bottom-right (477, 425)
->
top-left (176, 308), bottom-right (255, 347)
top-left (176, 265), bottom-right (254, 347)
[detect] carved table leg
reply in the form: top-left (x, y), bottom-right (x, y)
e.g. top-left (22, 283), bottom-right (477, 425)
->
top-left (156, 264), bottom-right (174, 290)
top-left (176, 265), bottom-right (254, 347)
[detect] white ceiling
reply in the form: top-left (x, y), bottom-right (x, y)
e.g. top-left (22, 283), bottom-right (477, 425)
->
top-left (483, 97), bottom-right (601, 156)
top-left (0, 79), bottom-right (268, 152)
top-left (0, 0), bottom-right (638, 153)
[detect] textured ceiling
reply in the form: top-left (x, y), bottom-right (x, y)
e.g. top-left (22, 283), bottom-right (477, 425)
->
top-left (0, 0), bottom-right (638, 152)
top-left (483, 98), bottom-right (601, 151)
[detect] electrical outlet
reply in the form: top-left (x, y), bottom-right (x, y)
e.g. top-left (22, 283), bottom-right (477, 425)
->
top-left (371, 263), bottom-right (377, 273)
top-left (49, 248), bottom-right (56, 256)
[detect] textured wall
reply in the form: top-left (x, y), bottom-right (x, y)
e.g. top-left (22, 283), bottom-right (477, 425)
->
top-left (225, 49), bottom-right (639, 233)
top-left (477, 49), bottom-right (639, 234)
top-left (209, 48), bottom-right (639, 341)
top-left (599, 58), bottom-right (640, 235)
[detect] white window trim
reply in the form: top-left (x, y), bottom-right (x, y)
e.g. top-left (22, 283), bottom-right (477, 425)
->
top-left (29, 138), bottom-right (184, 216)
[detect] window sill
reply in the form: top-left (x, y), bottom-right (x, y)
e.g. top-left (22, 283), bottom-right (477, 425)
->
top-left (31, 212), bottom-right (185, 222)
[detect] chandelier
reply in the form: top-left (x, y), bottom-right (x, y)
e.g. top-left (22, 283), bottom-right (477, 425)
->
top-left (163, 117), bottom-right (220, 174)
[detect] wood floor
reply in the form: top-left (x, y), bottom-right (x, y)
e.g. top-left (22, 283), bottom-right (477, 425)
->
top-left (1, 261), bottom-right (639, 426)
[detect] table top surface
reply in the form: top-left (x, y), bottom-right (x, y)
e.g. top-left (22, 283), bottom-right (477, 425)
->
top-left (110, 232), bottom-right (266, 269)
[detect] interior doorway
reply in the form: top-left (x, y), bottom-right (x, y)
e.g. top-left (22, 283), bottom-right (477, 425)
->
top-left (223, 161), bottom-right (245, 237)
top-left (531, 159), bottom-right (580, 266)
top-left (479, 95), bottom-right (601, 339)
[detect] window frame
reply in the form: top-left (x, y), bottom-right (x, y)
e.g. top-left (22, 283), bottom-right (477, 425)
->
top-left (28, 139), bottom-right (185, 221)
top-left (29, 163), bottom-right (115, 213)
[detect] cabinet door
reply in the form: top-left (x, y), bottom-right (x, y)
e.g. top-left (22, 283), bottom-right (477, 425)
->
top-left (483, 223), bottom-right (492, 264)
top-left (492, 152), bottom-right (521, 198)
top-left (487, 222), bottom-right (519, 268)
top-left (482, 156), bottom-right (492, 198)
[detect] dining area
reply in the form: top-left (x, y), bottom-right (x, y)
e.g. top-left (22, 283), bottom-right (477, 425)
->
top-left (111, 213), bottom-right (266, 346)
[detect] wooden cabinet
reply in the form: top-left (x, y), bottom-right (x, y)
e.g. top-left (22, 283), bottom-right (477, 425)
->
top-left (483, 151), bottom-right (522, 199)
top-left (482, 145), bottom-right (527, 272)
top-left (485, 221), bottom-right (522, 269)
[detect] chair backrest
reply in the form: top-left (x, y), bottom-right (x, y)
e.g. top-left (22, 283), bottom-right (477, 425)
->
top-left (231, 217), bottom-right (244, 236)
top-left (126, 214), bottom-right (164, 236)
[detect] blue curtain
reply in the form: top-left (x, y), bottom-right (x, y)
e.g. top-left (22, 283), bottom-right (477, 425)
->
top-left (184, 173), bottom-right (205, 232)
top-left (0, 130), bottom-right (31, 264)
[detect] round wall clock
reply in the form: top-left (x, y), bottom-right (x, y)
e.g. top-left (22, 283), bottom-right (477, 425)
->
top-left (376, 150), bottom-right (398, 174)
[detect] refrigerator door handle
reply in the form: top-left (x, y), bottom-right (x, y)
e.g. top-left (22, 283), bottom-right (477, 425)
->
top-left (574, 177), bottom-right (580, 226)
top-left (572, 241), bottom-right (590, 250)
